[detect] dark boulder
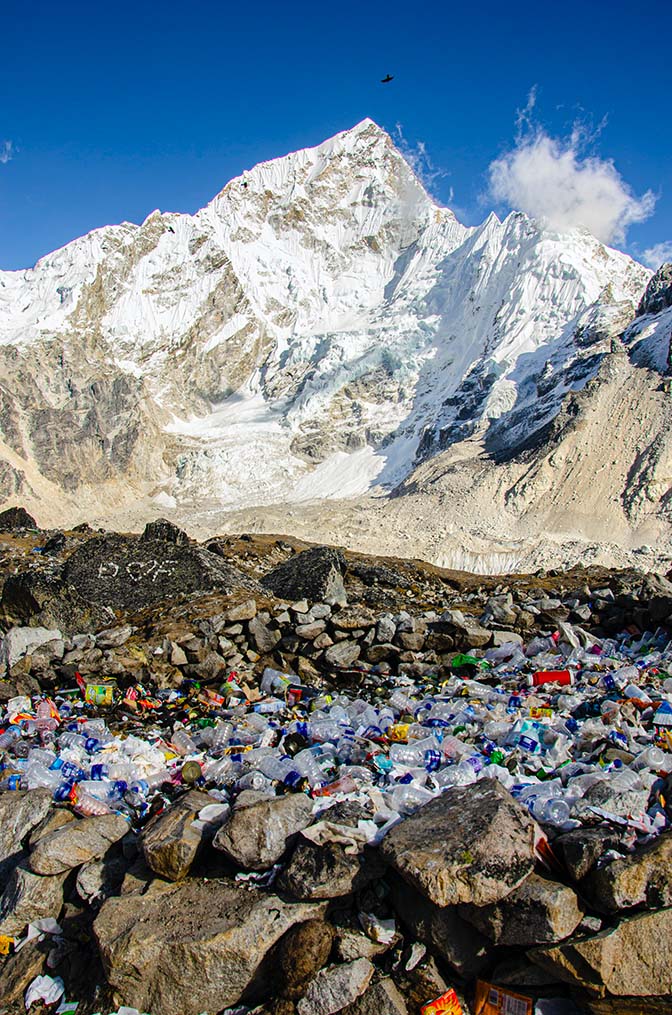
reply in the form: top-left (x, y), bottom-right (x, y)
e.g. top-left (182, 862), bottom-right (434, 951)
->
top-left (63, 533), bottom-right (259, 612)
top-left (261, 546), bottom-right (347, 606)
top-left (141, 517), bottom-right (190, 545)
top-left (0, 505), bottom-right (37, 531)
top-left (0, 570), bottom-right (110, 636)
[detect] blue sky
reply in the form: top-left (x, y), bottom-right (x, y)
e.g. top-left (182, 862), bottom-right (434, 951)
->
top-left (1, 0), bottom-right (670, 270)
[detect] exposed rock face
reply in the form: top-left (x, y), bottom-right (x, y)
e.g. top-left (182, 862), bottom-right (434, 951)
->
top-left (261, 547), bottom-right (347, 607)
top-left (93, 878), bottom-right (326, 1015)
top-left (0, 570), bottom-right (111, 635)
top-left (388, 877), bottom-right (492, 978)
top-left (637, 263), bottom-right (672, 316)
top-left (0, 863), bottom-right (67, 936)
top-left (63, 533), bottom-right (257, 611)
top-left (278, 839), bottom-right (368, 900)
top-left (296, 958), bottom-right (374, 1015)
top-left (0, 626), bottom-right (63, 671)
top-left (141, 517), bottom-right (190, 545)
top-left (213, 793), bottom-right (314, 870)
top-left (342, 978), bottom-right (409, 1015)
top-left (379, 780), bottom-right (535, 906)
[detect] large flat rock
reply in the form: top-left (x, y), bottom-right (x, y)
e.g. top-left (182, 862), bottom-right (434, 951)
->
top-left (529, 907), bottom-right (672, 995)
top-left (29, 813), bottom-right (129, 875)
top-left (94, 878), bottom-right (326, 1015)
top-left (379, 779), bottom-right (535, 906)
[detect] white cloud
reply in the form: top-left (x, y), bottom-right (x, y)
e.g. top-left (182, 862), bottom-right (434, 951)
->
top-left (0, 140), bottom-right (14, 164)
top-left (641, 241), bottom-right (672, 269)
top-left (488, 92), bottom-right (656, 245)
top-left (393, 123), bottom-right (447, 197)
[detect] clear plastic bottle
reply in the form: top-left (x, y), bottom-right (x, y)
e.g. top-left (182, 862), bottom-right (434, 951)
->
top-left (72, 790), bottom-right (113, 816)
top-left (210, 722), bottom-right (234, 754)
top-left (59, 732), bottom-right (87, 751)
top-left (21, 762), bottom-right (62, 792)
top-left (0, 728), bottom-right (21, 750)
top-left (170, 729), bottom-right (197, 756)
top-left (257, 755), bottom-right (302, 787)
top-left (293, 749), bottom-right (325, 787)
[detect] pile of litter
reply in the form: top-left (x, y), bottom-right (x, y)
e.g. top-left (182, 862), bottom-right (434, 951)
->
top-left (3, 624), bottom-right (671, 843)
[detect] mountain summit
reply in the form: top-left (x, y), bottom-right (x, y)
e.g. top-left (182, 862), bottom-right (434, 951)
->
top-left (0, 121), bottom-right (669, 571)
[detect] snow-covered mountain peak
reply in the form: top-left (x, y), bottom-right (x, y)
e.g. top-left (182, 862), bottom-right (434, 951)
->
top-left (0, 120), bottom-right (668, 574)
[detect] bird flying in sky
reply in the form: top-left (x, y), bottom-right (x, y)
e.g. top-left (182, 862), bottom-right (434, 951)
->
top-left (381, 74), bottom-right (394, 84)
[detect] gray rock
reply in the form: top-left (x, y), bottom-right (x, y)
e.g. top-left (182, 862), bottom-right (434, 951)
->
top-left (28, 808), bottom-right (76, 849)
top-left (0, 863), bottom-right (67, 936)
top-left (278, 839), bottom-right (372, 900)
top-left (460, 872), bottom-right (584, 946)
top-left (0, 626), bottom-right (63, 670)
top-left (324, 640), bottom-right (361, 667)
top-left (554, 827), bottom-right (627, 881)
top-left (248, 614), bottom-right (282, 654)
top-left (490, 631), bottom-right (525, 648)
top-left (439, 610), bottom-right (491, 648)
top-left (94, 878), bottom-right (326, 1015)
top-left (379, 779), bottom-right (535, 907)
top-left (262, 547), bottom-right (347, 607)
top-left (376, 616), bottom-right (397, 643)
top-left (29, 813), bottom-right (129, 875)
top-left (0, 940), bottom-right (47, 1005)
top-left (334, 928), bottom-right (391, 962)
top-left (94, 624), bottom-right (134, 649)
top-left (76, 854), bottom-right (129, 905)
top-left (388, 877), bottom-right (492, 978)
top-left (529, 907), bottom-right (672, 995)
top-left (332, 607), bottom-right (376, 630)
top-left (141, 790), bottom-right (213, 881)
top-left (297, 958), bottom-right (374, 1015)
top-left (580, 833), bottom-right (672, 914)
top-left (213, 793), bottom-right (314, 870)
top-left (342, 978), bottom-right (409, 1015)
top-left (0, 789), bottom-right (52, 886)
top-left (296, 620), bottom-right (327, 640)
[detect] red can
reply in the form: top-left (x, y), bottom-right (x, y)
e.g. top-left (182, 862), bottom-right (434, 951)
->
top-left (530, 669), bottom-right (572, 687)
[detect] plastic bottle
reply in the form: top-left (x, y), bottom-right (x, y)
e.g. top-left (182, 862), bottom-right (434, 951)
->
top-left (21, 763), bottom-right (62, 792)
top-left (257, 755), bottom-right (302, 787)
top-left (59, 732), bottom-right (87, 751)
top-left (170, 729), bottom-right (197, 756)
top-left (0, 728), bottom-right (21, 750)
top-left (293, 749), bottom-right (325, 787)
top-left (72, 790), bottom-right (113, 816)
